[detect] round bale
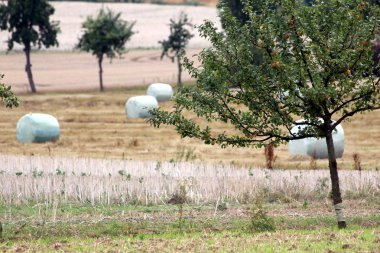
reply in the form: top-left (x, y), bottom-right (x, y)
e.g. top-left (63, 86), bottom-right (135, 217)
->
top-left (288, 119), bottom-right (344, 159)
top-left (288, 120), bottom-right (309, 156)
top-left (16, 113), bottom-right (60, 143)
top-left (306, 124), bottom-right (344, 159)
top-left (146, 83), bottom-right (173, 102)
top-left (125, 95), bottom-right (158, 119)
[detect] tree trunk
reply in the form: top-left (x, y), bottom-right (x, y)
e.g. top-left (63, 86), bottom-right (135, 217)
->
top-left (98, 55), bottom-right (104, 92)
top-left (177, 55), bottom-right (182, 90)
top-left (325, 128), bottom-right (347, 229)
top-left (24, 46), bottom-right (37, 93)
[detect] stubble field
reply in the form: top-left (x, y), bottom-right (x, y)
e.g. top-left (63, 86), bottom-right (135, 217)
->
top-left (0, 87), bottom-right (380, 169)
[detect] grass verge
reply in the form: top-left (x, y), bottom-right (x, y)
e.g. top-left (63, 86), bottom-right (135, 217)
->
top-left (1, 202), bottom-right (380, 252)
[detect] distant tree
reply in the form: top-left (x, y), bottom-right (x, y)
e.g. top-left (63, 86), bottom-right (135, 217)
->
top-left (159, 12), bottom-right (194, 90)
top-left (0, 0), bottom-right (60, 93)
top-left (76, 8), bottom-right (135, 92)
top-left (149, 0), bottom-right (380, 229)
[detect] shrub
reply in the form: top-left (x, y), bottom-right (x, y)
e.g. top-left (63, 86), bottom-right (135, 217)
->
top-left (248, 201), bottom-right (275, 233)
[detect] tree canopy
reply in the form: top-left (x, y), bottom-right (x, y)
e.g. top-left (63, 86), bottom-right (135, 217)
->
top-left (159, 12), bottom-right (194, 89)
top-left (149, 0), bottom-right (380, 228)
top-left (0, 0), bottom-right (60, 93)
top-left (76, 8), bottom-right (135, 91)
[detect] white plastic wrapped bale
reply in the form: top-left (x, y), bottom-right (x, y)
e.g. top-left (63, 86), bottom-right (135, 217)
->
top-left (288, 119), bottom-right (310, 156)
top-left (306, 124), bottom-right (344, 159)
top-left (125, 95), bottom-right (158, 119)
top-left (146, 83), bottom-right (173, 102)
top-left (16, 113), bottom-right (60, 143)
top-left (288, 119), bottom-right (344, 159)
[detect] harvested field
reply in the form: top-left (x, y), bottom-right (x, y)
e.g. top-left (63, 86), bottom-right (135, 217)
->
top-left (0, 2), bottom-right (220, 51)
top-left (0, 89), bottom-right (380, 170)
top-left (1, 154), bottom-right (379, 206)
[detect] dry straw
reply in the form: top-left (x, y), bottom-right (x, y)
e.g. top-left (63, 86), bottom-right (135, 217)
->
top-left (0, 154), bottom-right (379, 206)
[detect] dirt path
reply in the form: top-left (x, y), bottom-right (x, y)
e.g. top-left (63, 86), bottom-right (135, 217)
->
top-left (0, 49), bottom-right (200, 93)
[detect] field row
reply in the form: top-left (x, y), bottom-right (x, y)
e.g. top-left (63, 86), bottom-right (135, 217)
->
top-left (1, 90), bottom-right (380, 169)
top-left (1, 154), bottom-right (379, 206)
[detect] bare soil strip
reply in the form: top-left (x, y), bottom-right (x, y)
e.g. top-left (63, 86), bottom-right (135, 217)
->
top-left (0, 49), bottom-right (200, 93)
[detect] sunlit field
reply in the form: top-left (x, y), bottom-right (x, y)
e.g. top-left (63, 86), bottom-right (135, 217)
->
top-left (0, 88), bottom-right (380, 169)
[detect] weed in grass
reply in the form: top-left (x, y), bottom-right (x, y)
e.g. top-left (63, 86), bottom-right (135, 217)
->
top-left (129, 139), bottom-right (139, 147)
top-left (56, 169), bottom-right (65, 176)
top-left (247, 201), bottom-right (275, 233)
top-left (310, 156), bottom-right (317, 170)
top-left (315, 176), bottom-right (330, 197)
top-left (303, 199), bottom-right (308, 209)
top-left (264, 144), bottom-right (275, 169)
top-left (154, 161), bottom-right (161, 171)
top-left (353, 153), bottom-right (362, 171)
top-left (217, 198), bottom-right (228, 211)
top-left (32, 170), bottom-right (43, 178)
top-left (168, 183), bottom-right (188, 231)
top-left (240, 191), bottom-right (254, 204)
top-left (175, 146), bottom-right (197, 163)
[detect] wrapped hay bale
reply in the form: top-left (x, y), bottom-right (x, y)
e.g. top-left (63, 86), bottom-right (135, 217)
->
top-left (288, 120), bottom-right (344, 159)
top-left (288, 120), bottom-right (309, 156)
top-left (16, 113), bottom-right (60, 143)
top-left (306, 124), bottom-right (344, 159)
top-left (125, 95), bottom-right (158, 119)
top-left (146, 83), bottom-right (173, 102)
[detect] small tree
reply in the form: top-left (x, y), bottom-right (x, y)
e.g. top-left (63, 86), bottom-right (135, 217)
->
top-left (76, 8), bottom-right (135, 92)
top-left (159, 12), bottom-right (194, 90)
top-left (149, 0), bottom-right (380, 229)
top-left (0, 0), bottom-right (60, 93)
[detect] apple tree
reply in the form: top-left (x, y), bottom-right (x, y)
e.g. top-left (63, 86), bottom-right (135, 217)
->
top-left (149, 0), bottom-right (380, 228)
